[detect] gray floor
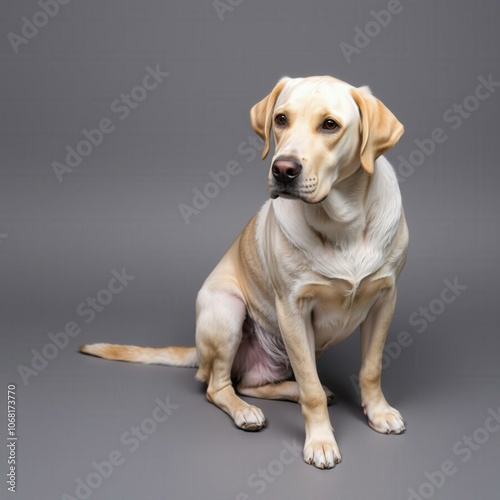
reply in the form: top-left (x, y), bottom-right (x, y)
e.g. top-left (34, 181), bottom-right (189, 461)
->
top-left (1, 1), bottom-right (500, 499)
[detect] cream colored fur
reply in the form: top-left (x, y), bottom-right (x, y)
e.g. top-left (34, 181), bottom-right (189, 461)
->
top-left (81, 75), bottom-right (408, 469)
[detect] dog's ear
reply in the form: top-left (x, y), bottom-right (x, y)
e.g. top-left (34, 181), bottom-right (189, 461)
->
top-left (250, 77), bottom-right (290, 160)
top-left (350, 86), bottom-right (404, 174)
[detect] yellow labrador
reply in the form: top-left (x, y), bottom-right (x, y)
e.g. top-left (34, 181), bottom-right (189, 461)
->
top-left (81, 75), bottom-right (408, 469)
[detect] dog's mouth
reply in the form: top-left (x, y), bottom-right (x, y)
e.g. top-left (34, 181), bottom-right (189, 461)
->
top-left (269, 186), bottom-right (327, 204)
top-left (270, 188), bottom-right (298, 200)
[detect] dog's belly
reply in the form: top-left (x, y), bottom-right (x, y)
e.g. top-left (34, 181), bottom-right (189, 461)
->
top-left (302, 276), bottom-right (393, 352)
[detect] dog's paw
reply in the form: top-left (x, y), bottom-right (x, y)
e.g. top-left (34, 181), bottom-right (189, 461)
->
top-left (364, 404), bottom-right (405, 434)
top-left (234, 405), bottom-right (266, 431)
top-left (323, 385), bottom-right (336, 405)
top-left (303, 438), bottom-right (342, 469)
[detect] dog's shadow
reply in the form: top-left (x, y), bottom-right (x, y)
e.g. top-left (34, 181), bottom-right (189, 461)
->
top-left (318, 368), bottom-right (366, 425)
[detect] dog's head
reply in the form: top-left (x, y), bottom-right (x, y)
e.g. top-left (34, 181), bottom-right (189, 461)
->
top-left (250, 76), bottom-right (404, 203)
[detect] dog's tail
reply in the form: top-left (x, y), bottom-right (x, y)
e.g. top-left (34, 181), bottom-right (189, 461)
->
top-left (79, 343), bottom-right (198, 367)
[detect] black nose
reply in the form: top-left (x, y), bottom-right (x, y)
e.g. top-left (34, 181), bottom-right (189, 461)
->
top-left (271, 157), bottom-right (302, 184)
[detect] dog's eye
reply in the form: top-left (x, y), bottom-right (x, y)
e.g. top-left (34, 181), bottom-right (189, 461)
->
top-left (275, 114), bottom-right (287, 126)
top-left (322, 118), bottom-right (339, 131)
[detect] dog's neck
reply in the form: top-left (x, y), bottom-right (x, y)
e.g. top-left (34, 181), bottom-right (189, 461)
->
top-left (304, 167), bottom-right (369, 246)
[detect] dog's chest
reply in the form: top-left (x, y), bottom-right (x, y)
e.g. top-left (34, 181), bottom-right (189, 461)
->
top-left (304, 274), bottom-right (392, 350)
top-left (296, 242), bottom-right (392, 350)
top-left (306, 233), bottom-right (386, 284)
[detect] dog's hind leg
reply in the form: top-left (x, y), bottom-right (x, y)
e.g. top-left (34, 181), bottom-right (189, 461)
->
top-left (237, 381), bottom-right (335, 404)
top-left (195, 288), bottom-right (266, 431)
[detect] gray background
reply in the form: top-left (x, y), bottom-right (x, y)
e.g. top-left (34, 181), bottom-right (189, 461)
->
top-left (1, 0), bottom-right (499, 499)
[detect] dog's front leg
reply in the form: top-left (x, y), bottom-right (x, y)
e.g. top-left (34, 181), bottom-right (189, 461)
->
top-left (276, 298), bottom-right (341, 469)
top-left (359, 288), bottom-right (406, 434)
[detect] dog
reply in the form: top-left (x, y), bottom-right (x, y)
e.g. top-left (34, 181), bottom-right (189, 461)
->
top-left (80, 75), bottom-right (408, 469)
